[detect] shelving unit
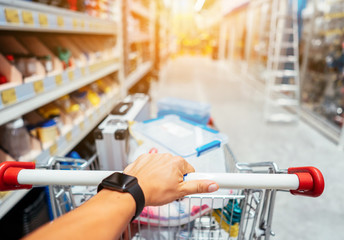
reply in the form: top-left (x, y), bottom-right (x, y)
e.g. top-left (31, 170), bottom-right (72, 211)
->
top-left (0, 0), bottom-right (124, 221)
top-left (0, 0), bottom-right (117, 34)
top-left (0, 60), bottom-right (120, 125)
top-left (122, 0), bottom-right (155, 91)
top-left (155, 1), bottom-right (171, 70)
top-left (300, 0), bottom-right (344, 147)
top-left (125, 61), bottom-right (152, 89)
top-left (0, 89), bottom-right (121, 219)
top-left (0, 190), bottom-right (29, 220)
top-left (0, 0), bottom-right (158, 224)
top-left (34, 90), bottom-right (121, 166)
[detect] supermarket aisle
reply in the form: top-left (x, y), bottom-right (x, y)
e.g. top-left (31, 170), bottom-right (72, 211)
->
top-left (151, 56), bottom-right (344, 240)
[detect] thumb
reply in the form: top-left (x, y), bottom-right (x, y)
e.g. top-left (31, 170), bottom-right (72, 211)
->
top-left (181, 180), bottom-right (219, 196)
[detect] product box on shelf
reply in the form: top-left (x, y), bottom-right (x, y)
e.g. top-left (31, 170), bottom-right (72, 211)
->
top-left (70, 36), bottom-right (118, 65)
top-left (0, 36), bottom-right (46, 89)
top-left (39, 36), bottom-right (80, 69)
top-left (0, 53), bottom-right (22, 90)
top-left (17, 36), bottom-right (64, 76)
top-left (55, 36), bottom-right (88, 67)
top-left (70, 36), bottom-right (99, 65)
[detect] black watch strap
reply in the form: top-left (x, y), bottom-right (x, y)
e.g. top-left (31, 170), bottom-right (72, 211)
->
top-left (126, 181), bottom-right (145, 221)
top-left (97, 173), bottom-right (145, 222)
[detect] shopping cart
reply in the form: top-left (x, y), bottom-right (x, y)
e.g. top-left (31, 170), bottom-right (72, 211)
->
top-left (0, 152), bottom-right (324, 240)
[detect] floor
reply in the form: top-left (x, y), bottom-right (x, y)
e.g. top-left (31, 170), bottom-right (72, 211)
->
top-left (151, 56), bottom-right (344, 240)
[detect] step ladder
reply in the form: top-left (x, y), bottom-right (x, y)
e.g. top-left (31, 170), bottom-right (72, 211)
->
top-left (264, 0), bottom-right (300, 123)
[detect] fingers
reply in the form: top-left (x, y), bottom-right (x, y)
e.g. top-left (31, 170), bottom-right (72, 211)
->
top-left (183, 160), bottom-right (195, 174)
top-left (172, 156), bottom-right (195, 174)
top-left (180, 180), bottom-right (219, 196)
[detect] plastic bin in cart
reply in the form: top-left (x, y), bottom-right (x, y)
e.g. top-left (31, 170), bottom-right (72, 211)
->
top-left (0, 145), bottom-right (324, 240)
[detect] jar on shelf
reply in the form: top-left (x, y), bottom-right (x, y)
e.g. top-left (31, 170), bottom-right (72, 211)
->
top-left (38, 103), bottom-right (64, 134)
top-left (71, 90), bottom-right (92, 111)
top-left (38, 55), bottom-right (53, 73)
top-left (25, 54), bottom-right (37, 77)
top-left (79, 86), bottom-right (101, 107)
top-left (1, 118), bottom-right (31, 160)
top-left (55, 95), bottom-right (82, 119)
top-left (37, 119), bottom-right (59, 145)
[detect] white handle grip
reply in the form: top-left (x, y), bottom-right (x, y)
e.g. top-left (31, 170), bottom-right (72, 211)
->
top-left (18, 170), bottom-right (115, 186)
top-left (17, 170), bottom-right (298, 190)
top-left (184, 173), bottom-right (299, 190)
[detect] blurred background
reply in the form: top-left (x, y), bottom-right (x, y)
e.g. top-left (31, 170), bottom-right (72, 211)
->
top-left (0, 0), bottom-right (343, 239)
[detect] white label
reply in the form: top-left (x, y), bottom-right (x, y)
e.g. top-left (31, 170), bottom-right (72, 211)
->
top-left (45, 61), bottom-right (53, 72)
top-left (160, 122), bottom-right (193, 138)
top-left (27, 62), bottom-right (36, 73)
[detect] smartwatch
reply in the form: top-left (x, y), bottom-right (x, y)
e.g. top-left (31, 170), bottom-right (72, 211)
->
top-left (97, 172), bottom-right (145, 221)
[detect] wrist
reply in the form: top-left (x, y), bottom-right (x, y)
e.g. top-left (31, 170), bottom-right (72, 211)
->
top-left (98, 189), bottom-right (136, 218)
top-left (97, 172), bottom-right (145, 221)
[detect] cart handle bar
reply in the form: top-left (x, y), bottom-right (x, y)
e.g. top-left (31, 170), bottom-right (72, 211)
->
top-left (0, 161), bottom-right (324, 197)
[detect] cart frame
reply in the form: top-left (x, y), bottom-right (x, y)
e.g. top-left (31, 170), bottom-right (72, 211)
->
top-left (0, 147), bottom-right (324, 240)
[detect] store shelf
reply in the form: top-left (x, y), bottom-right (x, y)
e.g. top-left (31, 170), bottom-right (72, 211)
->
top-left (129, 33), bottom-right (151, 43)
top-left (130, 2), bottom-right (150, 20)
top-left (125, 61), bottom-right (152, 90)
top-left (300, 105), bottom-right (341, 142)
top-left (129, 52), bottom-right (139, 60)
top-left (0, 0), bottom-right (117, 34)
top-left (0, 90), bottom-right (120, 219)
top-left (0, 189), bottom-right (30, 219)
top-left (35, 90), bottom-right (120, 166)
top-left (0, 58), bottom-right (120, 126)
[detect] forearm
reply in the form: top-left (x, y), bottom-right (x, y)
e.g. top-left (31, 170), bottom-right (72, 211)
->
top-left (23, 189), bottom-right (135, 240)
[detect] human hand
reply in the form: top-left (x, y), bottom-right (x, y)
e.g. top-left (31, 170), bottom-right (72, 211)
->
top-left (124, 153), bottom-right (219, 206)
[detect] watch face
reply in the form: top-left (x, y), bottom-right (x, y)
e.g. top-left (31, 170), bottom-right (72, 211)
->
top-left (102, 172), bottom-right (138, 192)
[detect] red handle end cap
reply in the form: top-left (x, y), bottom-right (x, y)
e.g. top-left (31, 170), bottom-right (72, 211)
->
top-left (0, 161), bottom-right (35, 191)
top-left (288, 166), bottom-right (325, 198)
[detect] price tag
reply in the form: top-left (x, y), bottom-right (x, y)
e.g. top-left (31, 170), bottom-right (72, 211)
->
top-left (73, 19), bottom-right (78, 28)
top-left (80, 20), bottom-right (85, 28)
top-left (89, 114), bottom-right (93, 122)
top-left (33, 80), bottom-right (44, 94)
top-left (4, 8), bottom-right (20, 24)
top-left (65, 131), bottom-right (72, 142)
top-left (49, 143), bottom-right (58, 156)
top-left (68, 70), bottom-right (74, 81)
top-left (38, 13), bottom-right (48, 27)
top-left (55, 75), bottom-right (63, 86)
top-left (57, 16), bottom-right (64, 27)
top-left (81, 67), bottom-right (86, 76)
top-left (79, 122), bottom-right (85, 131)
top-left (1, 88), bottom-right (17, 105)
top-left (22, 11), bottom-right (34, 25)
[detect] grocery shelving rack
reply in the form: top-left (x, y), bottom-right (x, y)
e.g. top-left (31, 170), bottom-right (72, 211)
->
top-left (155, 1), bottom-right (171, 70)
top-left (0, 0), bottom-right (117, 34)
top-left (122, 0), bottom-right (155, 91)
top-left (0, 0), bottom-right (126, 219)
top-left (299, 0), bottom-right (344, 148)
